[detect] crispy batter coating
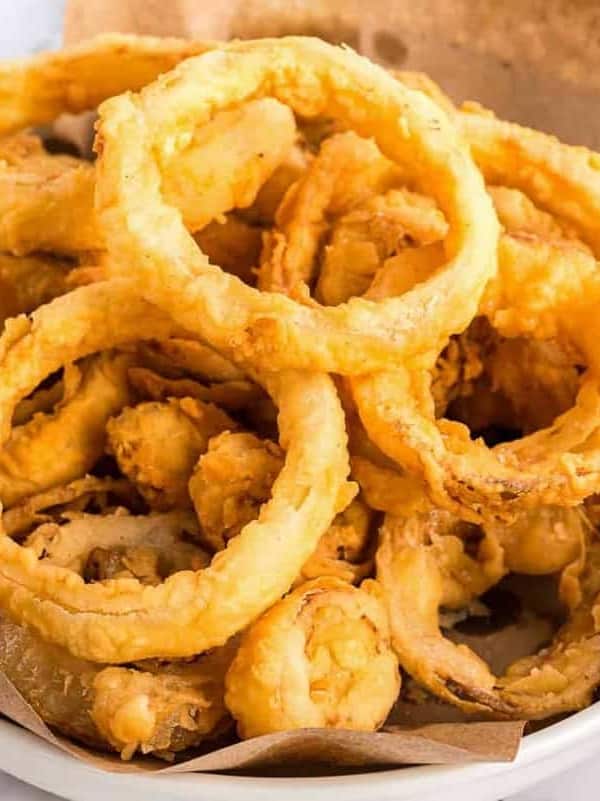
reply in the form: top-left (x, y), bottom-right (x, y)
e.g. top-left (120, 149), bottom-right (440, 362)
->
top-left (353, 233), bottom-right (600, 520)
top-left (0, 99), bottom-right (295, 256)
top-left (0, 132), bottom-right (97, 254)
top-left (315, 188), bottom-right (447, 306)
top-left (128, 367), bottom-right (263, 412)
top-left (459, 104), bottom-right (600, 256)
top-left (0, 613), bottom-right (236, 759)
top-left (191, 430), bottom-right (370, 582)
top-left (447, 327), bottom-right (581, 435)
top-left (107, 399), bottom-right (236, 511)
top-left (25, 511), bottom-right (209, 580)
top-left (0, 368), bottom-right (351, 662)
top-left (0, 352), bottom-right (131, 508)
top-left (0, 283), bottom-right (183, 445)
top-left (95, 37), bottom-right (497, 375)
top-left (490, 540), bottom-right (600, 718)
top-left (190, 431), bottom-right (283, 552)
top-left (377, 503), bottom-right (589, 715)
top-left (0, 34), bottom-right (212, 133)
top-left (225, 577), bottom-right (399, 737)
top-left (2, 476), bottom-right (136, 538)
top-left (0, 251), bottom-right (72, 324)
top-left (258, 132), bottom-right (404, 294)
top-left (296, 497), bottom-right (373, 585)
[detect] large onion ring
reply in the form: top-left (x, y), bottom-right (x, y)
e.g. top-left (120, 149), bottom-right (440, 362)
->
top-left (95, 36), bottom-right (498, 375)
top-left (0, 288), bottom-right (351, 663)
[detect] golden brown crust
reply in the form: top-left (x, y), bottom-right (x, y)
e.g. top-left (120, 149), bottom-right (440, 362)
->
top-left (225, 577), bottom-right (399, 738)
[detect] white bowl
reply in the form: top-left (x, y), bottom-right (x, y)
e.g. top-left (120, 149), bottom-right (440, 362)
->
top-left (2, 703), bottom-right (600, 801)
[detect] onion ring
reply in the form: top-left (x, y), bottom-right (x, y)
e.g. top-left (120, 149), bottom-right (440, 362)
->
top-left (95, 36), bottom-right (498, 375)
top-left (0, 34), bottom-right (214, 134)
top-left (225, 577), bottom-right (399, 737)
top-left (251, 119), bottom-right (599, 515)
top-left (0, 283), bottom-right (351, 662)
top-left (0, 281), bottom-right (182, 445)
top-left (377, 504), bottom-right (590, 716)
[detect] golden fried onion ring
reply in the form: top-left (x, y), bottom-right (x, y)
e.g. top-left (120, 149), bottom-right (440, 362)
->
top-left (0, 284), bottom-right (351, 662)
top-left (225, 577), bottom-right (399, 737)
top-left (0, 34), bottom-right (214, 134)
top-left (95, 36), bottom-right (498, 375)
top-left (377, 505), bottom-right (595, 717)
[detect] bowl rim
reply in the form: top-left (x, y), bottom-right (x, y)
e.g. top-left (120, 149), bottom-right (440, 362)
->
top-left (2, 701), bottom-right (600, 801)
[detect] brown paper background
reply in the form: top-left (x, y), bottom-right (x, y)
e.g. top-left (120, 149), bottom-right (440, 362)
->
top-left (64, 0), bottom-right (600, 147)
top-left (3, 0), bottom-right (593, 777)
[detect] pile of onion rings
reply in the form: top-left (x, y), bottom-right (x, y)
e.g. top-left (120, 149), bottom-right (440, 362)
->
top-left (0, 32), bottom-right (599, 762)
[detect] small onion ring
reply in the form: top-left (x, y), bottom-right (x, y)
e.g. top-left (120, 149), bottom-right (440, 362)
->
top-left (225, 577), bottom-right (399, 738)
top-left (0, 34), bottom-right (213, 134)
top-left (95, 36), bottom-right (498, 375)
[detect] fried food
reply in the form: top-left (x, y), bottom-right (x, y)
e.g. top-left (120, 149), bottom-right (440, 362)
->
top-left (2, 476), bottom-right (136, 538)
top-left (376, 507), bottom-right (505, 659)
top-left (0, 613), bottom-right (236, 759)
top-left (297, 498), bottom-right (374, 585)
top-left (491, 541), bottom-right (600, 719)
top-left (128, 367), bottom-right (263, 412)
top-left (0, 252), bottom-right (72, 324)
top-left (0, 353), bottom-right (131, 508)
top-left (107, 399), bottom-right (236, 510)
top-left (3, 30), bottom-right (600, 758)
top-left (225, 577), bottom-right (399, 737)
top-left (24, 511), bottom-right (209, 580)
top-left (459, 104), bottom-right (600, 256)
top-left (315, 186), bottom-right (447, 306)
top-left (0, 132), bottom-right (97, 255)
top-left (376, 503), bottom-right (588, 714)
top-left (353, 237), bottom-right (600, 519)
top-left (191, 431), bottom-right (371, 583)
top-left (190, 431), bottom-right (284, 552)
top-left (0, 99), bottom-right (295, 255)
top-left (0, 367), bottom-right (351, 662)
top-left (0, 34), bottom-right (213, 133)
top-left (95, 37), bottom-right (498, 375)
top-left (0, 282), bottom-right (182, 445)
